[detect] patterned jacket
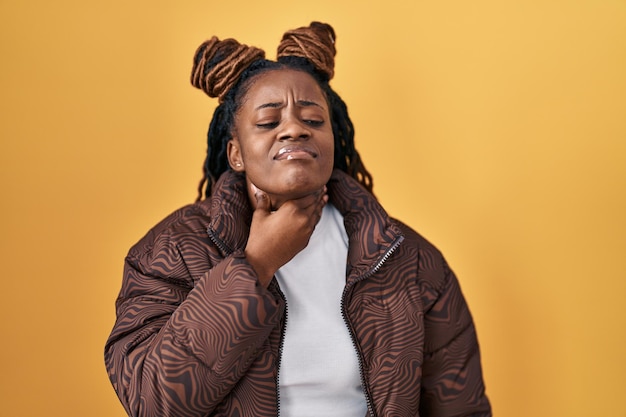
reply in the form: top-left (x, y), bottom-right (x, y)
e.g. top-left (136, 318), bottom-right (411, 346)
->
top-left (105, 169), bottom-right (491, 417)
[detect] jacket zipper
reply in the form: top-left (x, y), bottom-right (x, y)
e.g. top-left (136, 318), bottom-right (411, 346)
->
top-left (275, 290), bottom-right (287, 416)
top-left (341, 235), bottom-right (404, 417)
top-left (207, 226), bottom-right (232, 255)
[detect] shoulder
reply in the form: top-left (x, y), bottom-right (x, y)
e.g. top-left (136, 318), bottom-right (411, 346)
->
top-left (129, 201), bottom-right (212, 256)
top-left (124, 200), bottom-right (215, 282)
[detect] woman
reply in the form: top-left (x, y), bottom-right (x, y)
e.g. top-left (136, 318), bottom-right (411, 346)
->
top-left (105, 22), bottom-right (491, 417)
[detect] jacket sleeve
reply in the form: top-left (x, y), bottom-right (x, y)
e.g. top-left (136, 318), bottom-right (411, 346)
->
top-left (104, 234), bottom-right (284, 417)
top-left (419, 259), bottom-right (491, 417)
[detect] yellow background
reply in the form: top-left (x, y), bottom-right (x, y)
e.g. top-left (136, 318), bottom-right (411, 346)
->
top-left (1, 1), bottom-right (625, 416)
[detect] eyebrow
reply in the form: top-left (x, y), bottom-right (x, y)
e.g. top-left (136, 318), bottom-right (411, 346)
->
top-left (255, 100), bottom-right (324, 111)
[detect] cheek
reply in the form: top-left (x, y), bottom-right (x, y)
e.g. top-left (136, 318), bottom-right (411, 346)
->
top-left (239, 141), bottom-right (267, 164)
top-left (324, 134), bottom-right (336, 166)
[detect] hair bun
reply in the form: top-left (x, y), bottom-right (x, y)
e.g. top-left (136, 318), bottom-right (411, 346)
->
top-left (277, 21), bottom-right (336, 80)
top-left (191, 36), bottom-right (265, 102)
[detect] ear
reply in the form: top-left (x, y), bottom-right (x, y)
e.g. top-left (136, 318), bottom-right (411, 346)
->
top-left (227, 138), bottom-right (245, 172)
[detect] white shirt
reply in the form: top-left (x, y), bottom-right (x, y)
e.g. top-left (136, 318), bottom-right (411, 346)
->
top-left (275, 204), bottom-right (367, 417)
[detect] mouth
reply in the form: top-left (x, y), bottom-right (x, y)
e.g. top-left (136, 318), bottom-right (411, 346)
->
top-left (274, 145), bottom-right (318, 160)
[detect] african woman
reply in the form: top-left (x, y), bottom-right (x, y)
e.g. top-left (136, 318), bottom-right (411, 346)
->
top-left (105, 22), bottom-right (491, 417)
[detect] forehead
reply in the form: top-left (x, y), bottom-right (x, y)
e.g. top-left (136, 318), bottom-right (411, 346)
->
top-left (241, 69), bottom-right (326, 106)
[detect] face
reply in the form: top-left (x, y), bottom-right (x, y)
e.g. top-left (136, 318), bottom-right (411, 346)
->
top-left (227, 69), bottom-right (334, 207)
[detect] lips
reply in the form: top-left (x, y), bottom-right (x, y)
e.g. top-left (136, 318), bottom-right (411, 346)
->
top-left (274, 145), bottom-right (318, 160)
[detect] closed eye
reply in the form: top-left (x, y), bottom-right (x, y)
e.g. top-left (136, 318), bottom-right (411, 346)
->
top-left (256, 122), bottom-right (279, 129)
top-left (304, 120), bottom-right (324, 127)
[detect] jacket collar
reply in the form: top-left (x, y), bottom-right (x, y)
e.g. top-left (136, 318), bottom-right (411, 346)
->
top-left (206, 170), bottom-right (252, 256)
top-left (206, 169), bottom-right (404, 281)
top-left (327, 170), bottom-right (404, 283)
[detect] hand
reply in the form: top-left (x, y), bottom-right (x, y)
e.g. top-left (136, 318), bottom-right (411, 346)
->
top-left (244, 183), bottom-right (328, 287)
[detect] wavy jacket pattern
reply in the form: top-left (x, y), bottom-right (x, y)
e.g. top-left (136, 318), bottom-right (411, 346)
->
top-left (105, 169), bottom-right (491, 417)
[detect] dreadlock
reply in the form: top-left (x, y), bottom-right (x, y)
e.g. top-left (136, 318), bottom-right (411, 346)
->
top-left (191, 22), bottom-right (374, 201)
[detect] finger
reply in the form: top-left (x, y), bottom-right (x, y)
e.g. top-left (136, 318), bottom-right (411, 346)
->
top-left (313, 187), bottom-right (328, 214)
top-left (252, 183), bottom-right (272, 213)
top-left (302, 189), bottom-right (327, 224)
top-left (316, 191), bottom-right (328, 217)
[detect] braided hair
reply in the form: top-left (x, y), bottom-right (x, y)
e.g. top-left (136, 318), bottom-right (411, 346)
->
top-left (191, 22), bottom-right (373, 201)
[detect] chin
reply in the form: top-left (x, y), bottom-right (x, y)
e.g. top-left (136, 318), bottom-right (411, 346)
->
top-left (280, 163), bottom-right (327, 185)
top-left (250, 165), bottom-right (332, 199)
top-left (266, 179), bottom-right (323, 202)
top-left (279, 181), bottom-right (321, 198)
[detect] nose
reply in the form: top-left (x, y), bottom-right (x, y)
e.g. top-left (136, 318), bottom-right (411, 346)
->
top-left (278, 116), bottom-right (311, 141)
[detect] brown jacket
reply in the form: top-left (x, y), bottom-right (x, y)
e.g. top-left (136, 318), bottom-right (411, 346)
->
top-left (105, 169), bottom-right (491, 416)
